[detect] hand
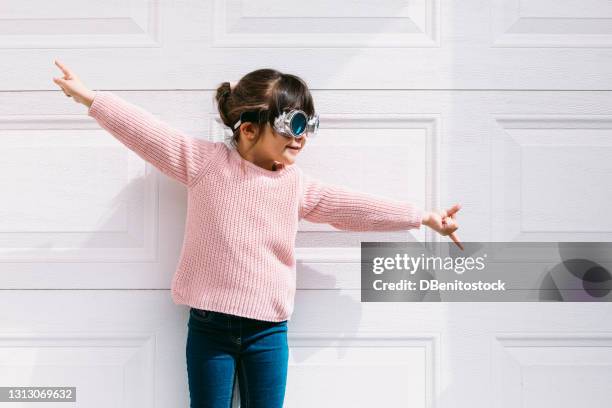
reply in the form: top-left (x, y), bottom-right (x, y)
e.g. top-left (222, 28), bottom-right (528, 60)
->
top-left (422, 203), bottom-right (464, 250)
top-left (52, 59), bottom-right (96, 107)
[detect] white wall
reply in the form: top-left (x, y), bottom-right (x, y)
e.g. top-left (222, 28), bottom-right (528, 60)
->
top-left (2, 0), bottom-right (612, 407)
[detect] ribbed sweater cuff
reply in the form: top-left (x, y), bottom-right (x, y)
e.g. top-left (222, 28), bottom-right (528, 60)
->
top-left (400, 202), bottom-right (423, 230)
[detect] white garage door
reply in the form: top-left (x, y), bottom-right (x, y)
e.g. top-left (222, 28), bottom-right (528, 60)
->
top-left (1, 0), bottom-right (611, 407)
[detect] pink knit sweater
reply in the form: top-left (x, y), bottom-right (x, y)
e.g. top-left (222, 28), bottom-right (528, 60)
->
top-left (88, 91), bottom-right (423, 322)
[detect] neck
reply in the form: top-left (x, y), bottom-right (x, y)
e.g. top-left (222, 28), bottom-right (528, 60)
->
top-left (236, 146), bottom-right (283, 171)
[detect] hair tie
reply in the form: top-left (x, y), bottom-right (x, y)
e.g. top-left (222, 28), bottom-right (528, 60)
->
top-left (225, 81), bottom-right (235, 97)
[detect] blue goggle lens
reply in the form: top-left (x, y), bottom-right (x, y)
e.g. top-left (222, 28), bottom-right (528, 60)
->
top-left (290, 113), bottom-right (307, 136)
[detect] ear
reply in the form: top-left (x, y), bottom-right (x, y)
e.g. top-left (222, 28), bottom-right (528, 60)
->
top-left (239, 122), bottom-right (258, 140)
top-left (240, 122), bottom-right (267, 141)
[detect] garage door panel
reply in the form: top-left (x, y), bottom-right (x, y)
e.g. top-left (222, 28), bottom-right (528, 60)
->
top-left (2, 0), bottom-right (610, 90)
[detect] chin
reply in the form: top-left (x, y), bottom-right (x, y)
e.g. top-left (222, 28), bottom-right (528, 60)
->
top-left (282, 150), bottom-right (300, 163)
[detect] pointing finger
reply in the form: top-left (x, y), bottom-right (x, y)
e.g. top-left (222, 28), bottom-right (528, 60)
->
top-left (54, 59), bottom-right (73, 79)
top-left (449, 232), bottom-right (463, 250)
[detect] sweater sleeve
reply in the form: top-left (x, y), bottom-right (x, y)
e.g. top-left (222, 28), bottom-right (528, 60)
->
top-left (87, 91), bottom-right (217, 187)
top-left (298, 171), bottom-right (423, 231)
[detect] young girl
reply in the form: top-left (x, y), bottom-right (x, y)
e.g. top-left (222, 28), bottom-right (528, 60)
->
top-left (53, 59), bottom-right (462, 407)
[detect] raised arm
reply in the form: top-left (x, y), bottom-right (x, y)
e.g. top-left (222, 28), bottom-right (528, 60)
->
top-left (298, 171), bottom-right (423, 231)
top-left (52, 59), bottom-right (217, 187)
top-left (87, 91), bottom-right (218, 187)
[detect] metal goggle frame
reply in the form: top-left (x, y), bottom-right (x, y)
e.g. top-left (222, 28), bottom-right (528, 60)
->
top-left (233, 109), bottom-right (319, 139)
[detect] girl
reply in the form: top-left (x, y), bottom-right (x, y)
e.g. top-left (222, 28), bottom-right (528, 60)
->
top-left (52, 59), bottom-right (462, 408)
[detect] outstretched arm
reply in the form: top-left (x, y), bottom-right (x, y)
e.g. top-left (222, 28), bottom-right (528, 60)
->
top-left (298, 171), bottom-right (423, 231)
top-left (87, 91), bottom-right (218, 187)
top-left (52, 59), bottom-right (217, 187)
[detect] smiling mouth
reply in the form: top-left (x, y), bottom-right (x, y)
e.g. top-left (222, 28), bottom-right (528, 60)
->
top-left (286, 145), bottom-right (300, 150)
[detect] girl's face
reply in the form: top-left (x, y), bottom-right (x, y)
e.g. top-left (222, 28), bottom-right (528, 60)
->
top-left (238, 122), bottom-right (307, 171)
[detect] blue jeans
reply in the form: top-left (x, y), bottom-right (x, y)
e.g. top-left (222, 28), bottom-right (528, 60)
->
top-left (186, 307), bottom-right (289, 408)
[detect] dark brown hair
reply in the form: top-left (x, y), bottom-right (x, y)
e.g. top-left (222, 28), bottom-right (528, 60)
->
top-left (215, 68), bottom-right (315, 149)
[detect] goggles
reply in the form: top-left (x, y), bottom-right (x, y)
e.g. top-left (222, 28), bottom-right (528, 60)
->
top-left (232, 109), bottom-right (319, 139)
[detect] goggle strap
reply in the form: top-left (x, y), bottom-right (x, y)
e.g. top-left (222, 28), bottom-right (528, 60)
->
top-left (233, 110), bottom-right (270, 130)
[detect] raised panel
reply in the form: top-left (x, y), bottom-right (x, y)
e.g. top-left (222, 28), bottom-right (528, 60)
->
top-left (0, 115), bottom-right (158, 262)
top-left (0, 0), bottom-right (161, 48)
top-left (0, 332), bottom-right (156, 407)
top-left (212, 0), bottom-right (440, 47)
top-left (492, 0), bottom-right (612, 47)
top-left (493, 334), bottom-right (612, 408)
top-left (491, 115), bottom-right (612, 241)
top-left (286, 332), bottom-right (439, 407)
